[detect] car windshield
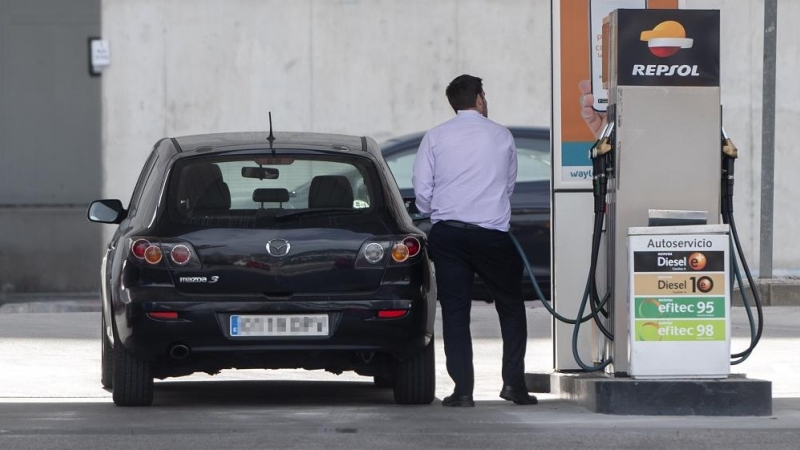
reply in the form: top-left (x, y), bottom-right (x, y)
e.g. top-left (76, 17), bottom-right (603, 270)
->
top-left (166, 153), bottom-right (382, 228)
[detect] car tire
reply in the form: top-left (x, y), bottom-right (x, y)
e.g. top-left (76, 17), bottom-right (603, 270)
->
top-left (392, 338), bottom-right (435, 405)
top-left (101, 314), bottom-right (113, 390)
top-left (373, 374), bottom-right (394, 388)
top-left (112, 334), bottom-right (154, 406)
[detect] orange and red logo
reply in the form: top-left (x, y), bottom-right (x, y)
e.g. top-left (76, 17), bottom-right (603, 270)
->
top-left (688, 252), bottom-right (707, 271)
top-left (640, 21), bottom-right (693, 57)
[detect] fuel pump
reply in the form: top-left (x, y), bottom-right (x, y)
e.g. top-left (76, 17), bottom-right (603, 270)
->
top-left (514, 122), bottom-right (765, 372)
top-left (513, 8), bottom-right (765, 376)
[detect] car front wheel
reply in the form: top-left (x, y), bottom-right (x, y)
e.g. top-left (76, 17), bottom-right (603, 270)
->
top-left (112, 334), bottom-right (154, 406)
top-left (392, 338), bottom-right (435, 405)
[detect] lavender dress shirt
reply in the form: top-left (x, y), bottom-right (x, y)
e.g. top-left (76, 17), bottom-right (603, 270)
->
top-left (412, 110), bottom-right (517, 232)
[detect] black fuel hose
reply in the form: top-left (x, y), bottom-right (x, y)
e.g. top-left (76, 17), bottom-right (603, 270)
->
top-left (505, 127), bottom-right (617, 371)
top-left (509, 217), bottom-right (612, 372)
top-left (510, 233), bottom-right (609, 325)
top-left (727, 212), bottom-right (764, 364)
top-left (571, 211), bottom-right (612, 371)
top-left (721, 142), bottom-right (764, 364)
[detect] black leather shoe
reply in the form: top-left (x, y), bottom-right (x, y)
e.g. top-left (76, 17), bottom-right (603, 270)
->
top-left (442, 393), bottom-right (475, 407)
top-left (499, 386), bottom-right (538, 405)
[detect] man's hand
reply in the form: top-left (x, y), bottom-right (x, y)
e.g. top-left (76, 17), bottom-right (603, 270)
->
top-left (579, 79), bottom-right (607, 139)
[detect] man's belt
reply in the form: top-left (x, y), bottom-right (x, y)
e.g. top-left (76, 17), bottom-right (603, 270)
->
top-left (438, 220), bottom-right (487, 231)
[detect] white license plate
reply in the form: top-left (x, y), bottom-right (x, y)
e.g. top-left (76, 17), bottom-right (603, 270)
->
top-left (230, 314), bottom-right (329, 337)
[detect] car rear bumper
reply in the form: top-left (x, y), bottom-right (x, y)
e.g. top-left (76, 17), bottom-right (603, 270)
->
top-left (113, 295), bottom-right (432, 374)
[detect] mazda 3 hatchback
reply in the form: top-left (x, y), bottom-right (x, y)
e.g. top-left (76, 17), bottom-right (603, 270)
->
top-left (88, 132), bottom-right (436, 406)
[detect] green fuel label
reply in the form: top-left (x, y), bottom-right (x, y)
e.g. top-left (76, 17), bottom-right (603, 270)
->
top-left (635, 297), bottom-right (725, 319)
top-left (634, 319), bottom-right (726, 342)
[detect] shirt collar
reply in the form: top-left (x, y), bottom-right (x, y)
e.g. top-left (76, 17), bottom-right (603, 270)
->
top-left (456, 110), bottom-right (482, 117)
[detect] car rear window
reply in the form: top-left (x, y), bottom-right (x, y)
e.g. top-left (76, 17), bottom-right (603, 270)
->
top-left (166, 153), bottom-right (383, 228)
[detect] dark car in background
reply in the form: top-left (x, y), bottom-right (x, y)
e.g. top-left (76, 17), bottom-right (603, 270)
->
top-left (88, 132), bottom-right (436, 406)
top-left (380, 127), bottom-right (551, 301)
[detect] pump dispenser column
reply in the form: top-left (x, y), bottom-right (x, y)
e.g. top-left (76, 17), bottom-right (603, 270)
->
top-left (604, 9), bottom-right (722, 375)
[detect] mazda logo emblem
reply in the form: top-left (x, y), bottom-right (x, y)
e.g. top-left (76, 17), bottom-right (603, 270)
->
top-left (266, 239), bottom-right (291, 257)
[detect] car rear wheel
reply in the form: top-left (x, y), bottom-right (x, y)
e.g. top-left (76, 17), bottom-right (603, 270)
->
top-left (101, 314), bottom-right (113, 389)
top-left (392, 338), bottom-right (435, 405)
top-left (112, 334), bottom-right (154, 406)
top-left (373, 374), bottom-right (394, 388)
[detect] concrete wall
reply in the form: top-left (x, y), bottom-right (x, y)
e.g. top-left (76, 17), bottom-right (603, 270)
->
top-left (0, 0), bottom-right (101, 295)
top-left (681, 0), bottom-right (800, 276)
top-left (102, 0), bottom-right (799, 276)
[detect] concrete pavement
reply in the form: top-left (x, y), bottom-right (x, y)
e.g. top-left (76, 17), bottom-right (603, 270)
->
top-left (1, 303), bottom-right (800, 448)
top-left (1, 302), bottom-right (798, 400)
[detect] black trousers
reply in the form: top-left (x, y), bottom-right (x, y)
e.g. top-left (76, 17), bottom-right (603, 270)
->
top-left (427, 221), bottom-right (527, 396)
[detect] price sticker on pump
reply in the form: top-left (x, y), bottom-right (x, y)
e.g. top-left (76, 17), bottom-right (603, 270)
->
top-left (628, 227), bottom-right (731, 378)
top-left (629, 233), bottom-right (729, 343)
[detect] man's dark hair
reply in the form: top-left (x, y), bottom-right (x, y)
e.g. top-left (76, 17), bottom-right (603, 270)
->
top-left (445, 74), bottom-right (483, 113)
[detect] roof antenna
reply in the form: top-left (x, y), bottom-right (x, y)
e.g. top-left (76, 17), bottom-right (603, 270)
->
top-left (267, 111), bottom-right (276, 155)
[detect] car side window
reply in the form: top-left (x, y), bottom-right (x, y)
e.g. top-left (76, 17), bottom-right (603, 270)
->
top-left (127, 149), bottom-right (159, 218)
top-left (514, 137), bottom-right (551, 183)
top-left (384, 149), bottom-right (417, 190)
top-left (384, 136), bottom-right (551, 190)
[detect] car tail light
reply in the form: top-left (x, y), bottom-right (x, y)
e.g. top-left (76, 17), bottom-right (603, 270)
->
top-left (402, 237), bottom-right (421, 257)
top-left (144, 245), bottom-right (163, 264)
top-left (363, 243), bottom-right (385, 264)
top-left (377, 309), bottom-right (408, 319)
top-left (355, 240), bottom-right (391, 268)
top-left (148, 311), bottom-right (179, 320)
top-left (356, 236), bottom-right (423, 268)
top-left (128, 238), bottom-right (201, 268)
top-left (391, 244), bottom-right (409, 263)
top-left (170, 245), bottom-right (191, 266)
top-left (131, 239), bottom-right (151, 259)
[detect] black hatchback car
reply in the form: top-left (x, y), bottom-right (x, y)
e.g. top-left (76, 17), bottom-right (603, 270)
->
top-left (380, 127), bottom-right (551, 300)
top-left (88, 132), bottom-right (436, 406)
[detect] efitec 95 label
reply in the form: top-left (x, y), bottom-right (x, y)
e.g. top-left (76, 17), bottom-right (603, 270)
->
top-left (635, 297), bottom-right (725, 319)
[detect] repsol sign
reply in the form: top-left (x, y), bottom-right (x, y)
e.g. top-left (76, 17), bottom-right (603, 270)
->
top-left (613, 9), bottom-right (719, 87)
top-left (632, 64), bottom-right (700, 77)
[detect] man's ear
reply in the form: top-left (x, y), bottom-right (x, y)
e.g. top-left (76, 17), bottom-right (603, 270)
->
top-left (475, 93), bottom-right (484, 109)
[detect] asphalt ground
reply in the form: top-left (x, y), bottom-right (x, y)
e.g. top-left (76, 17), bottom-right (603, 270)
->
top-left (0, 303), bottom-right (799, 449)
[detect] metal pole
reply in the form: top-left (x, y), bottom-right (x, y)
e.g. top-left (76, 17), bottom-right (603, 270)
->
top-left (759, 0), bottom-right (777, 279)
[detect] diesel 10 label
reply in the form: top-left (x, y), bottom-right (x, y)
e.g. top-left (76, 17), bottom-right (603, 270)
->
top-left (633, 273), bottom-right (725, 296)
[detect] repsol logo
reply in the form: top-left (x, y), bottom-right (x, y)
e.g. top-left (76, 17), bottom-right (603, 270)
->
top-left (632, 64), bottom-right (700, 77)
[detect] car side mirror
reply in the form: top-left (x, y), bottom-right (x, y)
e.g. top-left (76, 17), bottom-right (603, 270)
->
top-left (88, 199), bottom-right (126, 224)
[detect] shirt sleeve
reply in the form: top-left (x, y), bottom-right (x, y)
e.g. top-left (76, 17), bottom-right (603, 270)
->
top-left (506, 133), bottom-right (517, 198)
top-left (412, 132), bottom-right (434, 214)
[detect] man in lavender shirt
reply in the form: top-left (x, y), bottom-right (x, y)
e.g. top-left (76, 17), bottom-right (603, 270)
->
top-left (413, 74), bottom-right (537, 407)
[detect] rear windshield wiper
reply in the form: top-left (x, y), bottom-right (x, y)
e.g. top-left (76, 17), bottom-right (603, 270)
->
top-left (274, 208), bottom-right (366, 220)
